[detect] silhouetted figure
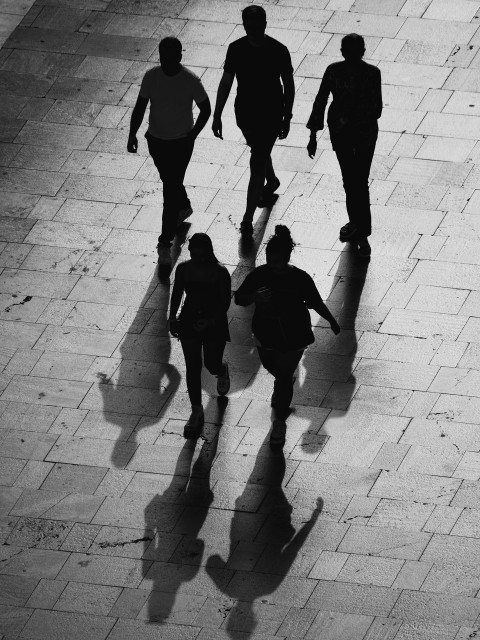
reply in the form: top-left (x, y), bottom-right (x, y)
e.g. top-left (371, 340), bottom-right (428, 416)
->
top-left (127, 37), bottom-right (211, 268)
top-left (235, 225), bottom-right (340, 447)
top-left (307, 33), bottom-right (382, 259)
top-left (212, 5), bottom-right (295, 237)
top-left (168, 233), bottom-right (231, 438)
top-left (206, 432), bottom-right (323, 638)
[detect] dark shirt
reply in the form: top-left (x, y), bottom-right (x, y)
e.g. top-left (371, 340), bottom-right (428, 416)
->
top-left (307, 60), bottom-right (382, 146)
top-left (224, 35), bottom-right (293, 125)
top-left (235, 264), bottom-right (323, 351)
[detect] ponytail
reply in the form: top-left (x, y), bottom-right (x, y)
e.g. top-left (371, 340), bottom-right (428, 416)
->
top-left (265, 225), bottom-right (296, 261)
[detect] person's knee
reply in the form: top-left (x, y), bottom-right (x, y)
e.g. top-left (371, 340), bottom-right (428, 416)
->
top-left (249, 149), bottom-right (268, 173)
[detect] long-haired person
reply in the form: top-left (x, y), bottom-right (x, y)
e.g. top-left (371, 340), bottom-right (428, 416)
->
top-left (235, 225), bottom-right (340, 447)
top-left (168, 234), bottom-right (231, 437)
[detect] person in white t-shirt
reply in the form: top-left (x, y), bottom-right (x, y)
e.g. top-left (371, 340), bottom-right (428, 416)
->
top-left (128, 37), bottom-right (211, 267)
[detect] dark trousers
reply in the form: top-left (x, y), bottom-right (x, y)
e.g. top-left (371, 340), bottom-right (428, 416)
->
top-left (180, 336), bottom-right (226, 406)
top-left (146, 132), bottom-right (194, 246)
top-left (334, 137), bottom-right (376, 238)
top-left (258, 347), bottom-right (304, 420)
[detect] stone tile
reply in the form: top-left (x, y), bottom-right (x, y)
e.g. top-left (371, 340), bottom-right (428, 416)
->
top-left (46, 435), bottom-right (136, 469)
top-left (0, 547), bottom-right (68, 579)
top-left (307, 580), bottom-right (400, 616)
top-left (35, 326), bottom-right (122, 357)
top-left (338, 524), bottom-right (430, 560)
top-left (379, 308), bottom-right (466, 340)
top-left (369, 499), bottom-right (434, 532)
top-left (6, 517), bottom-right (72, 549)
top-left (1, 375), bottom-right (91, 408)
top-left (54, 581), bottom-right (121, 615)
top-left (370, 470), bottom-right (461, 505)
top-left (392, 560), bottom-right (431, 590)
top-left (337, 554), bottom-right (403, 587)
top-left (47, 76), bottom-right (128, 105)
top-left (379, 61), bottom-right (450, 88)
top-left (20, 608), bottom-right (115, 640)
top-left (391, 590), bottom-right (480, 625)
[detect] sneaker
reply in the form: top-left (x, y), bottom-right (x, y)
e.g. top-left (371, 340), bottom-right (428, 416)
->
top-left (240, 219), bottom-right (253, 237)
top-left (357, 237), bottom-right (371, 258)
top-left (216, 361), bottom-right (230, 396)
top-left (157, 243), bottom-right (171, 266)
top-left (270, 418), bottom-right (287, 448)
top-left (183, 405), bottom-right (204, 439)
top-left (339, 222), bottom-right (358, 242)
top-left (177, 205), bottom-right (193, 226)
top-left (258, 177), bottom-right (281, 208)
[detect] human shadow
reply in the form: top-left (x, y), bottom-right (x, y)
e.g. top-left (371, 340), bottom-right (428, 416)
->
top-left (205, 432), bottom-right (323, 638)
top-left (300, 245), bottom-right (370, 454)
top-left (99, 229), bottom-right (190, 469)
top-left (141, 399), bottom-right (226, 623)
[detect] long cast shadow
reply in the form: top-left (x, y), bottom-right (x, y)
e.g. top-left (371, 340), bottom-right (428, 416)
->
top-left (205, 432), bottom-right (323, 638)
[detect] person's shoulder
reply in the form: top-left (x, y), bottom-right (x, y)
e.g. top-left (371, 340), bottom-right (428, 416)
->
top-left (180, 65), bottom-right (202, 83)
top-left (291, 264), bottom-right (312, 281)
top-left (362, 60), bottom-right (381, 75)
top-left (143, 65), bottom-right (161, 79)
top-left (228, 36), bottom-right (248, 51)
top-left (216, 262), bottom-right (230, 275)
top-left (327, 60), bottom-right (344, 73)
top-left (266, 35), bottom-right (289, 53)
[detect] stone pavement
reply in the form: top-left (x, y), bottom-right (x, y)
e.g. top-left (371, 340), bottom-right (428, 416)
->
top-left (2, 0), bottom-right (480, 638)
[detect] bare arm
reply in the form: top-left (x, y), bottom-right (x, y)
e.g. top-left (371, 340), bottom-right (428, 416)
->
top-left (190, 96), bottom-right (212, 140)
top-left (279, 70), bottom-right (295, 140)
top-left (169, 264), bottom-right (185, 321)
top-left (127, 94), bottom-right (149, 153)
top-left (212, 71), bottom-right (234, 139)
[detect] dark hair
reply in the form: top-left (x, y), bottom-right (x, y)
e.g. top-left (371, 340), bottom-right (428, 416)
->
top-left (188, 233), bottom-right (219, 263)
top-left (341, 33), bottom-right (365, 60)
top-left (159, 36), bottom-right (182, 59)
top-left (242, 5), bottom-right (267, 22)
top-left (266, 225), bottom-right (296, 261)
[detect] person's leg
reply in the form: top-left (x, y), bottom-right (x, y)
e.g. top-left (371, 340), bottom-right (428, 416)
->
top-left (203, 338), bottom-right (230, 395)
top-left (180, 337), bottom-right (203, 406)
top-left (241, 129), bottom-right (277, 232)
top-left (176, 137), bottom-right (195, 216)
top-left (146, 135), bottom-right (175, 249)
top-left (270, 350), bottom-right (304, 420)
top-left (334, 141), bottom-right (358, 237)
top-left (354, 139), bottom-right (376, 239)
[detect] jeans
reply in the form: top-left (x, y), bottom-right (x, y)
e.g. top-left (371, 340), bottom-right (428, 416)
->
top-left (257, 347), bottom-right (304, 420)
top-left (180, 336), bottom-right (226, 406)
top-left (334, 136), bottom-right (376, 238)
top-left (146, 132), bottom-right (194, 246)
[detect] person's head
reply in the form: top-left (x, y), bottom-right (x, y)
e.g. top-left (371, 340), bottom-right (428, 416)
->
top-left (265, 225), bottom-right (295, 274)
top-left (242, 5), bottom-right (267, 38)
top-left (188, 233), bottom-right (218, 264)
top-left (159, 37), bottom-right (182, 70)
top-left (340, 33), bottom-right (365, 61)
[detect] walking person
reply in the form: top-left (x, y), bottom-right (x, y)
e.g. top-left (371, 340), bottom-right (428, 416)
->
top-left (168, 233), bottom-right (231, 438)
top-left (212, 5), bottom-right (295, 237)
top-left (127, 37), bottom-right (211, 267)
top-left (235, 225), bottom-right (340, 448)
top-left (306, 33), bottom-right (382, 258)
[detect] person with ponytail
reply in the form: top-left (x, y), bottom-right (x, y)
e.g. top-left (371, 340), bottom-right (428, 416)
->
top-left (168, 233), bottom-right (231, 438)
top-left (235, 225), bottom-right (340, 447)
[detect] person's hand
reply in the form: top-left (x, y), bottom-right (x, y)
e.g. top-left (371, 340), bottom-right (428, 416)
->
top-left (307, 135), bottom-right (317, 159)
top-left (330, 319), bottom-right (341, 335)
top-left (278, 116), bottom-right (291, 140)
top-left (167, 318), bottom-right (180, 337)
top-left (127, 134), bottom-right (138, 153)
top-left (212, 116), bottom-right (223, 139)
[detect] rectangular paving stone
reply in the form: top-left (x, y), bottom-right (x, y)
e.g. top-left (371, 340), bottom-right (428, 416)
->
top-left (57, 552), bottom-right (143, 587)
top-left (336, 554), bottom-right (403, 587)
top-left (59, 174), bottom-right (142, 204)
top-left (339, 524), bottom-right (430, 560)
top-left (20, 608), bottom-right (115, 640)
top-left (0, 547), bottom-right (68, 579)
top-left (391, 590), bottom-right (480, 625)
top-left (35, 326), bottom-right (122, 357)
top-left (15, 121), bottom-right (98, 150)
top-left (0, 320), bottom-right (45, 350)
top-left (325, 11), bottom-right (404, 36)
top-left (0, 268), bottom-right (78, 298)
top-left (1, 375), bottom-right (91, 408)
top-left (0, 167), bottom-right (67, 196)
top-left (430, 395), bottom-right (480, 424)
top-left (67, 277), bottom-right (150, 307)
top-left (307, 580), bottom-right (400, 617)
top-left (0, 574), bottom-right (39, 606)
top-left (379, 308), bottom-right (466, 340)
top-left (353, 359), bottom-right (438, 391)
top-left (6, 26), bottom-right (86, 53)
top-left (379, 61), bottom-right (451, 88)
top-left (370, 470), bottom-right (461, 504)
top-left (107, 618), bottom-right (199, 640)
top-left (0, 430), bottom-right (57, 461)
top-left (47, 76), bottom-right (128, 105)
top-left (46, 435), bottom-right (136, 469)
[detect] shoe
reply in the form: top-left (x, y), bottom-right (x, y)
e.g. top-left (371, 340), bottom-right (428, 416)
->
top-left (183, 405), bottom-right (204, 439)
top-left (270, 418), bottom-right (287, 448)
top-left (258, 177), bottom-right (281, 208)
top-left (339, 222), bottom-right (358, 242)
top-left (357, 237), bottom-right (371, 258)
top-left (216, 361), bottom-right (230, 396)
top-left (177, 205), bottom-right (193, 226)
top-left (157, 243), bottom-right (171, 266)
top-left (240, 219), bottom-right (253, 237)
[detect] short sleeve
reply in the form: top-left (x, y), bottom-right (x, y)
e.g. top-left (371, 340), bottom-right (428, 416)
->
top-left (193, 77), bottom-right (208, 105)
top-left (224, 43), bottom-right (237, 75)
top-left (301, 271), bottom-right (323, 309)
top-left (279, 44), bottom-right (293, 75)
top-left (139, 71), bottom-right (150, 99)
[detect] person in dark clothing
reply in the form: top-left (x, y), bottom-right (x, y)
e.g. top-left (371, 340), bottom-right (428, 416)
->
top-left (127, 37), bottom-right (211, 267)
top-left (235, 225), bottom-right (340, 447)
top-left (168, 233), bottom-right (231, 438)
top-left (306, 33), bottom-right (382, 258)
top-left (212, 5), bottom-right (295, 237)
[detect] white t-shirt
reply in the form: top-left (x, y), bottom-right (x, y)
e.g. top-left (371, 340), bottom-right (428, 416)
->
top-left (139, 65), bottom-right (208, 140)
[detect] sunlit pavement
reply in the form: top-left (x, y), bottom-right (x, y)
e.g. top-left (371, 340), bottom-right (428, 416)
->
top-left (2, 1), bottom-right (480, 639)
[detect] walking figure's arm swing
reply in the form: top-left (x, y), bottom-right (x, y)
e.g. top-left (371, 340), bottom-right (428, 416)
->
top-left (279, 68), bottom-right (295, 140)
top-left (189, 96), bottom-right (212, 141)
top-left (212, 71), bottom-right (235, 140)
top-left (306, 66), bottom-right (332, 158)
top-left (127, 94), bottom-right (149, 153)
top-left (168, 264), bottom-right (186, 338)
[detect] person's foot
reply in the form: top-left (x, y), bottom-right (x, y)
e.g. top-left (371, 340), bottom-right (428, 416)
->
top-left (183, 405), bottom-right (204, 439)
top-left (157, 243), bottom-right (171, 266)
top-left (216, 361), bottom-right (230, 396)
top-left (240, 218), bottom-right (253, 237)
top-left (339, 222), bottom-right (358, 242)
top-left (270, 418), bottom-right (287, 448)
top-left (177, 205), bottom-right (193, 227)
top-left (258, 177), bottom-right (281, 208)
top-left (357, 237), bottom-right (371, 258)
